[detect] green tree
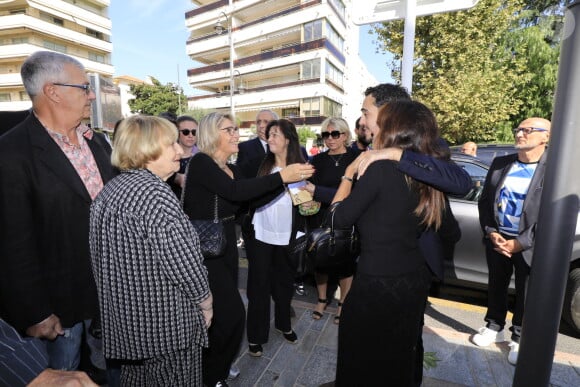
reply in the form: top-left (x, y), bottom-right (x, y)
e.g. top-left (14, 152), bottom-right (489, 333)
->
top-left (372, 0), bottom-right (560, 144)
top-left (128, 77), bottom-right (187, 116)
top-left (297, 126), bottom-right (317, 146)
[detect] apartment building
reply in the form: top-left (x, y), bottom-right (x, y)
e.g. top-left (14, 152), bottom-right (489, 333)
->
top-left (0, 0), bottom-right (113, 111)
top-left (185, 0), bottom-right (377, 132)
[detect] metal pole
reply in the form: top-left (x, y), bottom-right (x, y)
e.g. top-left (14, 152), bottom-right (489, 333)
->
top-left (177, 64), bottom-right (182, 116)
top-left (401, 0), bottom-right (416, 94)
top-left (513, 1), bottom-right (580, 385)
top-left (229, 20), bottom-right (234, 119)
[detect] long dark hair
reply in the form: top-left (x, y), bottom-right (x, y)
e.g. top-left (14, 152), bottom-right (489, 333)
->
top-left (375, 100), bottom-right (447, 229)
top-left (257, 119), bottom-right (305, 177)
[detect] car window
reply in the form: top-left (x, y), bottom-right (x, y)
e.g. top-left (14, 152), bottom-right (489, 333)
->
top-left (451, 160), bottom-right (487, 202)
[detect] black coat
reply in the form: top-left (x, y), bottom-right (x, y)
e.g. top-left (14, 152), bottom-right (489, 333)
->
top-left (0, 114), bottom-right (117, 330)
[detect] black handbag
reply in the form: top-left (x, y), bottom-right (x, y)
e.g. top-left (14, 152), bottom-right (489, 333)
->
top-left (181, 161), bottom-right (227, 259)
top-left (306, 202), bottom-right (360, 270)
top-left (190, 195), bottom-right (227, 259)
top-left (288, 230), bottom-right (309, 277)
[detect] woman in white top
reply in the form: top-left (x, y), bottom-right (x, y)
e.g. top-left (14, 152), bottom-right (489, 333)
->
top-left (245, 119), bottom-right (309, 357)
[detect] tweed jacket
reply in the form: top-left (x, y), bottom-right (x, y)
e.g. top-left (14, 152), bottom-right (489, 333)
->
top-left (0, 114), bottom-right (116, 330)
top-left (478, 150), bottom-right (548, 266)
top-left (89, 169), bottom-right (210, 359)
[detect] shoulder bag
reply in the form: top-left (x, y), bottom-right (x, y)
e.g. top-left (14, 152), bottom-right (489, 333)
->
top-left (181, 160), bottom-right (227, 259)
top-left (306, 202), bottom-right (360, 270)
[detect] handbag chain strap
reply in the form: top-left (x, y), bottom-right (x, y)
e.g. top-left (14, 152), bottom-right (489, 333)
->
top-left (181, 155), bottom-right (224, 223)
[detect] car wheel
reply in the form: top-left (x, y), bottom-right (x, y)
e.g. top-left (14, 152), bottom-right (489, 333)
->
top-left (562, 268), bottom-right (580, 334)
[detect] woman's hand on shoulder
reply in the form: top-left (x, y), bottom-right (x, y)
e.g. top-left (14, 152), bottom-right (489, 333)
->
top-left (356, 148), bottom-right (403, 178)
top-left (280, 163), bottom-right (315, 183)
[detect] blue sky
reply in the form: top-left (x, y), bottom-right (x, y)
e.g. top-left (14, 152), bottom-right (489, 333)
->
top-left (109, 1), bottom-right (393, 95)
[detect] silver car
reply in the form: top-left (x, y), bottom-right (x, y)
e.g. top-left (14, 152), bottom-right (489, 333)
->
top-left (445, 153), bottom-right (580, 335)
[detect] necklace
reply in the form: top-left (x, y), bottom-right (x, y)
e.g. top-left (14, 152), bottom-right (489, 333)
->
top-left (328, 152), bottom-right (345, 167)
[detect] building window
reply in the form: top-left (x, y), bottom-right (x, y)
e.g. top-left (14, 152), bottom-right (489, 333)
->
top-left (40, 12), bottom-right (64, 26)
top-left (325, 61), bottom-right (344, 86)
top-left (10, 9), bottom-right (26, 15)
top-left (89, 52), bottom-right (105, 64)
top-left (304, 20), bottom-right (322, 42)
top-left (282, 108), bottom-right (299, 118)
top-left (324, 97), bottom-right (342, 117)
top-left (302, 97), bottom-right (321, 117)
top-left (301, 59), bottom-right (320, 80)
top-left (12, 37), bottom-right (29, 44)
top-left (326, 22), bottom-right (344, 52)
top-left (20, 91), bottom-right (30, 101)
top-left (0, 93), bottom-right (12, 102)
top-left (329, 0), bottom-right (346, 19)
top-left (43, 40), bottom-right (67, 53)
top-left (86, 28), bottom-right (104, 40)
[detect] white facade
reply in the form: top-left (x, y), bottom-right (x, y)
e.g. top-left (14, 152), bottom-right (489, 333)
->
top-left (0, 0), bottom-right (113, 111)
top-left (185, 0), bottom-right (376, 133)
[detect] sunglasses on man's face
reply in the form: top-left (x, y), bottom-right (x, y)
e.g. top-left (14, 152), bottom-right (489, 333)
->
top-left (321, 130), bottom-right (343, 140)
top-left (180, 129), bottom-right (196, 136)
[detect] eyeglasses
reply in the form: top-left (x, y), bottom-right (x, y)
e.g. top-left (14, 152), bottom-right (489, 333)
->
top-left (512, 127), bottom-right (549, 136)
top-left (220, 126), bottom-right (239, 136)
top-left (53, 83), bottom-right (93, 95)
top-left (179, 129), bottom-right (196, 136)
top-left (321, 130), bottom-right (343, 140)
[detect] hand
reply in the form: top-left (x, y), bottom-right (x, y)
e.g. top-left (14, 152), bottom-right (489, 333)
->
top-left (300, 181), bottom-right (316, 194)
top-left (28, 369), bottom-right (98, 387)
top-left (356, 148), bottom-right (403, 177)
top-left (26, 314), bottom-right (64, 340)
top-left (199, 294), bottom-right (213, 328)
top-left (280, 163), bottom-right (315, 183)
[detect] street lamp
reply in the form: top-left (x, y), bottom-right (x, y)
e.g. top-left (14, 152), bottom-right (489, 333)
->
top-left (233, 69), bottom-right (245, 94)
top-left (215, 11), bottom-right (235, 118)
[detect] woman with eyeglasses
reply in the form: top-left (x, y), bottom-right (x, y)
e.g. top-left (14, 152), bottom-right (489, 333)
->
top-left (302, 117), bottom-right (360, 323)
top-left (245, 119), bottom-right (311, 358)
top-left (182, 112), bottom-right (314, 387)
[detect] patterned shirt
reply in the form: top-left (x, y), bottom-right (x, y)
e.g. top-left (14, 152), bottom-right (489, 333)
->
top-left (497, 160), bottom-right (538, 236)
top-left (45, 123), bottom-right (103, 199)
top-left (0, 319), bottom-right (48, 387)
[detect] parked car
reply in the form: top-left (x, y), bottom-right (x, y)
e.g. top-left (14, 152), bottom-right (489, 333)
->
top-left (446, 152), bottom-right (580, 335)
top-left (450, 143), bottom-right (517, 165)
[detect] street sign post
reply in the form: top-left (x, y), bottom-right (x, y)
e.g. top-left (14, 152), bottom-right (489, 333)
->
top-left (352, 0), bottom-right (480, 93)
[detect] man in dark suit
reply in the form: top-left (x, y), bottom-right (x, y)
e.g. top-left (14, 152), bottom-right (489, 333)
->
top-left (474, 117), bottom-right (551, 365)
top-left (0, 51), bottom-right (116, 373)
top-left (236, 109), bottom-right (278, 178)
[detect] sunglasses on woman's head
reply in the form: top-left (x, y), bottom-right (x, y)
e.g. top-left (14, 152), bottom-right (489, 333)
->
top-left (321, 130), bottom-right (343, 139)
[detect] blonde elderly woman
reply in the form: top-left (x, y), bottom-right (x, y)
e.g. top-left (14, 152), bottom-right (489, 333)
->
top-left (181, 112), bottom-right (313, 387)
top-left (302, 117), bottom-right (361, 323)
top-left (89, 115), bottom-right (212, 386)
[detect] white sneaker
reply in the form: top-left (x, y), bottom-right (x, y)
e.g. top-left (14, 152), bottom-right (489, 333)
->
top-left (472, 327), bottom-right (505, 347)
top-left (508, 341), bottom-right (519, 365)
top-left (227, 365), bottom-right (240, 380)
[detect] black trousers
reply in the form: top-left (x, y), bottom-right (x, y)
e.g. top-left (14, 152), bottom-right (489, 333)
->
top-left (484, 238), bottom-right (530, 342)
top-left (336, 265), bottom-right (431, 387)
top-left (202, 256), bottom-right (245, 385)
top-left (246, 238), bottom-right (295, 344)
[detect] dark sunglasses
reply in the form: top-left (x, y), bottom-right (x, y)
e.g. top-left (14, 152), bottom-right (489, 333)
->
top-left (321, 130), bottom-right (343, 140)
top-left (180, 129), bottom-right (196, 136)
top-left (511, 127), bottom-right (548, 136)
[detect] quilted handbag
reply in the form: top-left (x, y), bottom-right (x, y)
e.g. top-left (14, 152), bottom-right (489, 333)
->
top-left (306, 202), bottom-right (360, 270)
top-left (190, 195), bottom-right (227, 259)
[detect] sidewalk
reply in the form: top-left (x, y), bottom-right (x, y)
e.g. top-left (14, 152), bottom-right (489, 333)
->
top-left (233, 261), bottom-right (580, 386)
top-left (229, 294), bottom-right (580, 387)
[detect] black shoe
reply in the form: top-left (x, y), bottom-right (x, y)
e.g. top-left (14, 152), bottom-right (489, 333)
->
top-left (248, 343), bottom-right (263, 357)
top-left (294, 282), bottom-right (306, 296)
top-left (276, 329), bottom-right (298, 343)
top-left (215, 381), bottom-right (229, 387)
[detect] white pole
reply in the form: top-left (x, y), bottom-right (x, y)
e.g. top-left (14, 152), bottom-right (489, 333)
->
top-left (401, 0), bottom-right (417, 95)
top-left (177, 64), bottom-right (182, 116)
top-left (228, 0), bottom-right (235, 119)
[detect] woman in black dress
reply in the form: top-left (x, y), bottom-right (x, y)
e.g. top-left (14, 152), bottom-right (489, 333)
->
top-left (331, 101), bottom-right (448, 386)
top-left (181, 112), bottom-right (313, 387)
top-left (302, 117), bottom-right (360, 323)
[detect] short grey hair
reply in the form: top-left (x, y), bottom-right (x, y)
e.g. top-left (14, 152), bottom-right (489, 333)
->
top-left (20, 51), bottom-right (85, 99)
top-left (255, 109), bottom-right (279, 121)
top-left (197, 112), bottom-right (234, 156)
top-left (321, 117), bottom-right (352, 146)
